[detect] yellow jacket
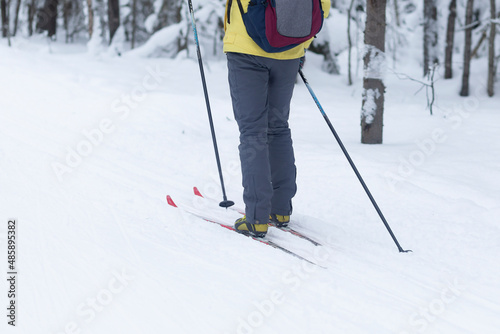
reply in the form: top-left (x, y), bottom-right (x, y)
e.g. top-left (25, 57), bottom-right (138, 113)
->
top-left (223, 0), bottom-right (330, 59)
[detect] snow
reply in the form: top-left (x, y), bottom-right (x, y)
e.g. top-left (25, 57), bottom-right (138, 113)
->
top-left (1, 36), bottom-right (500, 334)
top-left (125, 23), bottom-right (183, 58)
top-left (363, 44), bottom-right (386, 80)
top-left (361, 88), bottom-right (381, 124)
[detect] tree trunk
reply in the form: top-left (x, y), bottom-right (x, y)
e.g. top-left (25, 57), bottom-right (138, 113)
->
top-left (471, 30), bottom-right (487, 58)
top-left (38, 0), bottom-right (59, 37)
top-left (63, 0), bottom-right (71, 42)
top-left (131, 0), bottom-right (137, 49)
top-left (361, 0), bottom-right (386, 144)
top-left (423, 0), bottom-right (439, 77)
top-left (393, 0), bottom-right (400, 27)
top-left (87, 0), bottom-right (93, 38)
top-left (347, 0), bottom-right (355, 85)
top-left (12, 0), bottom-right (21, 36)
top-left (444, 0), bottom-right (457, 79)
top-left (460, 0), bottom-right (474, 97)
top-left (108, 0), bottom-right (119, 42)
top-left (487, 0), bottom-right (496, 97)
top-left (28, 0), bottom-right (36, 36)
top-left (1, 0), bottom-right (8, 38)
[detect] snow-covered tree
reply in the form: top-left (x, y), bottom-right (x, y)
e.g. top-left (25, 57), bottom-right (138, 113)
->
top-left (361, 0), bottom-right (386, 144)
top-left (423, 0), bottom-right (439, 77)
top-left (63, 0), bottom-right (86, 42)
top-left (346, 0), bottom-right (365, 84)
top-left (152, 0), bottom-right (183, 32)
top-left (108, 0), bottom-right (119, 41)
top-left (309, 21), bottom-right (340, 75)
top-left (86, 0), bottom-right (109, 53)
top-left (124, 0), bottom-right (225, 58)
top-left (385, 0), bottom-right (416, 68)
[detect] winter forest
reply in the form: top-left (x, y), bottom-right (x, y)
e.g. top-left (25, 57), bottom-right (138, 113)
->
top-left (1, 0), bottom-right (499, 143)
top-left (2, 1), bottom-right (500, 333)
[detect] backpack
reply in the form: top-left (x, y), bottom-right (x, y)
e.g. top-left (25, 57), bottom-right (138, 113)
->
top-left (228, 0), bottom-right (324, 53)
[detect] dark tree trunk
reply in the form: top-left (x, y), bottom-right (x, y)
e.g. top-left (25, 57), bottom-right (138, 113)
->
top-left (460, 0), bottom-right (474, 97)
top-left (63, 0), bottom-right (71, 42)
top-left (1, 0), bottom-right (8, 38)
top-left (361, 0), bottom-right (386, 144)
top-left (38, 0), bottom-right (59, 37)
top-left (108, 0), bottom-right (119, 42)
top-left (444, 0), bottom-right (457, 79)
top-left (131, 0), bottom-right (137, 48)
top-left (487, 0), bottom-right (496, 96)
top-left (12, 0), bottom-right (21, 36)
top-left (27, 0), bottom-right (36, 36)
top-left (423, 0), bottom-right (439, 77)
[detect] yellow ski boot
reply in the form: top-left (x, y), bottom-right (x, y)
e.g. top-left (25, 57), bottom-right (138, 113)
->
top-left (234, 216), bottom-right (268, 238)
top-left (269, 214), bottom-right (290, 227)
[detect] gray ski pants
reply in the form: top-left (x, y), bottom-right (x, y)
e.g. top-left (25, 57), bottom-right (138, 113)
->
top-left (227, 52), bottom-right (299, 224)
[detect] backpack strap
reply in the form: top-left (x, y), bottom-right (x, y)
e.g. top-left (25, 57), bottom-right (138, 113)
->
top-left (227, 0), bottom-right (232, 24)
top-left (227, 0), bottom-right (245, 24)
top-left (235, 0), bottom-right (245, 15)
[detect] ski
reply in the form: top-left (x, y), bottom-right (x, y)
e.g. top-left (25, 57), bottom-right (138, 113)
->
top-left (268, 224), bottom-right (322, 247)
top-left (167, 195), bottom-right (324, 267)
top-left (193, 187), bottom-right (322, 246)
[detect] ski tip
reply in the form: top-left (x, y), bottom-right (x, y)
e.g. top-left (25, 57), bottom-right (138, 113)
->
top-left (166, 195), bottom-right (177, 207)
top-left (193, 186), bottom-right (203, 197)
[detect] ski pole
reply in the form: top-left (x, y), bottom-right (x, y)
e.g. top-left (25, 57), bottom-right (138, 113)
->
top-left (298, 69), bottom-right (410, 253)
top-left (187, 0), bottom-right (234, 208)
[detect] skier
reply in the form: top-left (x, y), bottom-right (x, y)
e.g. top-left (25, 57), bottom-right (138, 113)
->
top-left (224, 0), bottom-right (330, 237)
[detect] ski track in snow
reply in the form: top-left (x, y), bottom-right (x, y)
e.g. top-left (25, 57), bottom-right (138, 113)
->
top-left (1, 39), bottom-right (500, 334)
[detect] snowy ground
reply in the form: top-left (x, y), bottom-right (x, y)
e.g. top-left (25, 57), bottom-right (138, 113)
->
top-left (1, 36), bottom-right (500, 334)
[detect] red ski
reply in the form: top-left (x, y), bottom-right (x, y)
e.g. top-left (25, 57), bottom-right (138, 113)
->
top-left (167, 195), bottom-right (324, 267)
top-left (193, 187), bottom-right (322, 246)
